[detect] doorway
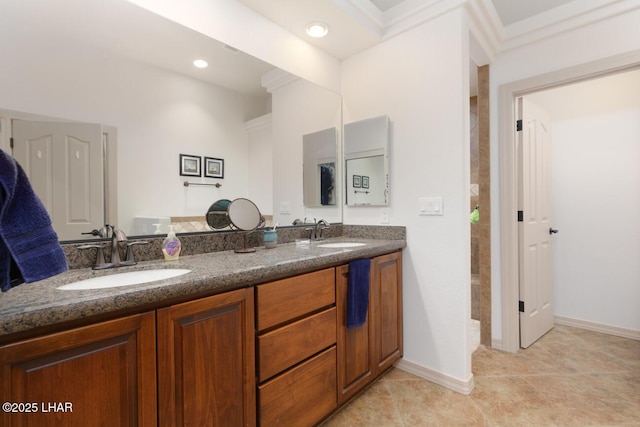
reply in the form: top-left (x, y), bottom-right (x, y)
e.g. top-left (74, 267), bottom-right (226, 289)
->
top-left (470, 63), bottom-right (491, 353)
top-left (498, 52), bottom-right (640, 353)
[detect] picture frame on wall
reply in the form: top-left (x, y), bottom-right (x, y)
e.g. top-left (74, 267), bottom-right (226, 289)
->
top-left (362, 176), bottom-right (369, 189)
top-left (204, 157), bottom-right (224, 179)
top-left (180, 154), bottom-right (201, 177)
top-left (353, 175), bottom-right (361, 188)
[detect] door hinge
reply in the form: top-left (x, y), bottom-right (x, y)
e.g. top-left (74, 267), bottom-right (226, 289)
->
top-left (517, 210), bottom-right (523, 222)
top-left (10, 137), bottom-right (14, 149)
top-left (519, 301), bottom-right (525, 312)
top-left (516, 119), bottom-right (523, 132)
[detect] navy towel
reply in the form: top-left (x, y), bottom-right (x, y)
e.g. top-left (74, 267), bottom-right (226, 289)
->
top-left (320, 164), bottom-right (334, 206)
top-left (0, 149), bottom-right (68, 291)
top-left (347, 258), bottom-right (371, 329)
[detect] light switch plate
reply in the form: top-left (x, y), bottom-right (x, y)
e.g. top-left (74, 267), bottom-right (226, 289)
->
top-left (279, 202), bottom-right (291, 214)
top-left (419, 197), bottom-right (444, 216)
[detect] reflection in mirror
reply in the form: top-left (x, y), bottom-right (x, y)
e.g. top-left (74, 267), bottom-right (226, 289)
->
top-left (303, 128), bottom-right (337, 207)
top-left (0, 0), bottom-right (342, 242)
top-left (206, 199), bottom-right (232, 230)
top-left (344, 116), bottom-right (390, 206)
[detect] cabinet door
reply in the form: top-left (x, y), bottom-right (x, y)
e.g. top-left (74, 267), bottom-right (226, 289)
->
top-left (336, 264), bottom-right (375, 404)
top-left (371, 251), bottom-right (403, 373)
top-left (157, 288), bottom-right (255, 427)
top-left (0, 312), bottom-right (157, 427)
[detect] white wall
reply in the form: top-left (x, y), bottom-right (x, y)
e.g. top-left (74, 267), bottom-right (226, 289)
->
top-left (528, 70), bottom-right (640, 331)
top-left (342, 9), bottom-right (472, 384)
top-left (490, 8), bottom-right (640, 342)
top-left (0, 41), bottom-right (266, 235)
top-left (246, 114), bottom-right (274, 216)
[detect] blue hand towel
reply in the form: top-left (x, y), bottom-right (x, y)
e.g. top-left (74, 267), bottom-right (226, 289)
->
top-left (0, 149), bottom-right (68, 291)
top-left (347, 258), bottom-right (371, 329)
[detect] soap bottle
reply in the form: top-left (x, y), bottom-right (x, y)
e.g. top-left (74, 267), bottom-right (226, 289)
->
top-left (162, 225), bottom-right (181, 261)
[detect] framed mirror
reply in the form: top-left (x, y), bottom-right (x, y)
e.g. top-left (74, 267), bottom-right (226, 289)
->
top-left (344, 116), bottom-right (390, 206)
top-left (303, 127), bottom-right (337, 207)
top-left (0, 0), bottom-right (342, 241)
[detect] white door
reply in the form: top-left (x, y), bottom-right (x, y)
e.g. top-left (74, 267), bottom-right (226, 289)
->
top-left (517, 97), bottom-right (555, 348)
top-left (12, 120), bottom-right (104, 240)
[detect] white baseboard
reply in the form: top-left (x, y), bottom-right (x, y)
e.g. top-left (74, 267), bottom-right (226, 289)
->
top-left (555, 315), bottom-right (640, 341)
top-left (394, 359), bottom-right (474, 395)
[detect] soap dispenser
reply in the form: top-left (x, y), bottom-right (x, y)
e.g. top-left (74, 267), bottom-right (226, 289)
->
top-left (162, 225), bottom-right (181, 261)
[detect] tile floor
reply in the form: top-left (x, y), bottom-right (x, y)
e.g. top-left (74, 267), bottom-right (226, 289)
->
top-left (321, 325), bottom-right (640, 426)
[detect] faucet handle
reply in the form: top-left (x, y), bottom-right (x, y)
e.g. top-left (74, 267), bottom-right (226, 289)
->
top-left (77, 244), bottom-right (112, 270)
top-left (317, 220), bottom-right (331, 239)
top-left (123, 241), bottom-right (149, 265)
top-left (305, 227), bottom-right (315, 240)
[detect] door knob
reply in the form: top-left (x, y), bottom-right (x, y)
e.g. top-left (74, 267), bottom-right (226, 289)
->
top-left (549, 228), bottom-right (559, 235)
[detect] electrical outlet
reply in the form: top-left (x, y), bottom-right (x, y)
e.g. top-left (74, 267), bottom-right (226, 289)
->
top-left (381, 208), bottom-right (389, 224)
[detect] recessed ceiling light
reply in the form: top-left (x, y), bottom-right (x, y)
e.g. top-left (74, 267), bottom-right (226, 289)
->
top-left (306, 22), bottom-right (329, 38)
top-left (193, 59), bottom-right (208, 69)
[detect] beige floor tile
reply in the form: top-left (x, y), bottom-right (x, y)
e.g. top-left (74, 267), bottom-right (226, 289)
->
top-left (320, 326), bottom-right (640, 427)
top-left (386, 377), bottom-right (485, 426)
top-left (320, 381), bottom-right (403, 427)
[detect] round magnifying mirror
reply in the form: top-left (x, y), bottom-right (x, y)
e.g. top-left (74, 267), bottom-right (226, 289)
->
top-left (206, 199), bottom-right (232, 230)
top-left (228, 198), bottom-right (264, 253)
top-left (228, 198), bottom-right (263, 231)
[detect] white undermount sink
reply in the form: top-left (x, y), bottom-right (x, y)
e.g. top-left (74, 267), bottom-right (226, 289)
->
top-left (57, 269), bottom-right (191, 290)
top-left (316, 242), bottom-right (366, 249)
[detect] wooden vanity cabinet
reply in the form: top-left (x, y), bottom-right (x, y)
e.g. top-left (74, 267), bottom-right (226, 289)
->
top-left (0, 312), bottom-right (157, 427)
top-left (0, 249), bottom-right (402, 427)
top-left (337, 250), bottom-right (403, 404)
top-left (157, 287), bottom-right (255, 427)
top-left (255, 268), bottom-right (338, 427)
top-left (371, 251), bottom-right (403, 373)
top-left (0, 288), bottom-right (255, 427)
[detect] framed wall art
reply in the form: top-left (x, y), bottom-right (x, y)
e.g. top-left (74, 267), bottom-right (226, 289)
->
top-left (204, 157), bottom-right (224, 179)
top-left (180, 154), bottom-right (201, 177)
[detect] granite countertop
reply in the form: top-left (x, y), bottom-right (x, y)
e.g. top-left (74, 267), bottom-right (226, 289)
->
top-left (0, 237), bottom-right (405, 340)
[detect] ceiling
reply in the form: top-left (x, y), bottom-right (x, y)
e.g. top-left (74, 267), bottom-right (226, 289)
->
top-left (237, 0), bottom-right (578, 60)
top-left (0, 0), bottom-right (274, 97)
top-left (0, 0), bottom-right (613, 99)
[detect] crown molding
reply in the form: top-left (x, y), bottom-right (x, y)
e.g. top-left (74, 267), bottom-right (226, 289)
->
top-left (465, 0), bottom-right (503, 64)
top-left (244, 113), bottom-right (272, 133)
top-left (333, 0), bottom-right (640, 60)
top-left (261, 68), bottom-right (299, 93)
top-left (500, 0), bottom-right (640, 52)
top-left (334, 0), bottom-right (502, 60)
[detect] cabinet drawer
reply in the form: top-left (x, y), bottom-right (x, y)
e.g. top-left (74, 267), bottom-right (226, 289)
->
top-left (258, 307), bottom-right (336, 382)
top-left (256, 268), bottom-right (335, 331)
top-left (258, 346), bottom-right (337, 427)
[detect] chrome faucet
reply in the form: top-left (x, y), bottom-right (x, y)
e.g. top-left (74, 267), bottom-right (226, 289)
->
top-left (77, 224), bottom-right (147, 270)
top-left (306, 219), bottom-right (330, 241)
top-left (109, 225), bottom-right (128, 266)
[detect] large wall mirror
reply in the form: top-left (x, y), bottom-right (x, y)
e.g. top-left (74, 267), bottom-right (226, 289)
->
top-left (0, 0), bottom-right (342, 241)
top-left (344, 116), bottom-right (390, 206)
